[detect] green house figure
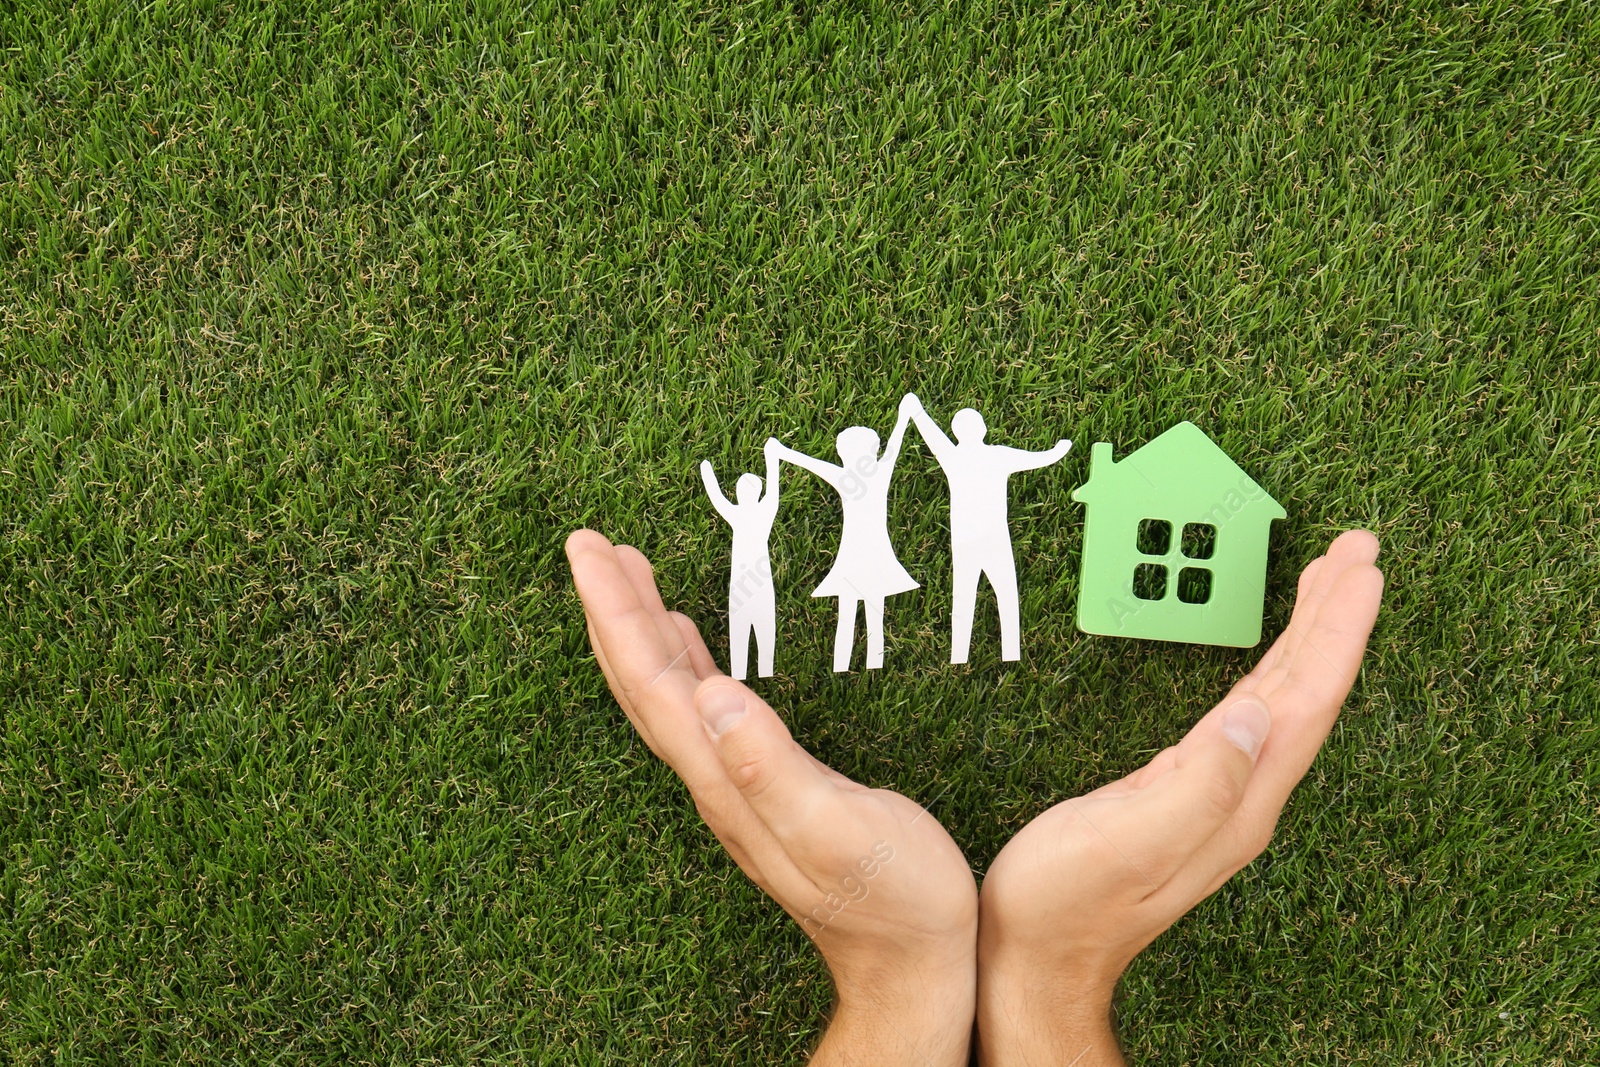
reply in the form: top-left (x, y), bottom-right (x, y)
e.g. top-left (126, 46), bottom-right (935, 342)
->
top-left (1071, 421), bottom-right (1286, 647)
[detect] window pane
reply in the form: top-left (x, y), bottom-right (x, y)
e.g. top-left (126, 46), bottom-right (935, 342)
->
top-left (1182, 522), bottom-right (1217, 559)
top-left (1137, 519), bottom-right (1171, 555)
top-left (1134, 563), bottom-right (1167, 601)
top-left (1178, 566), bottom-right (1212, 604)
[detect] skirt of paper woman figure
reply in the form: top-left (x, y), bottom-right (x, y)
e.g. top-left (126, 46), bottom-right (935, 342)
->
top-left (813, 474), bottom-right (918, 672)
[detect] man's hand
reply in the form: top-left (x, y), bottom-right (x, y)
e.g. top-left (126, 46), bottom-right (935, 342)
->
top-left (566, 530), bottom-right (979, 1066)
top-left (976, 530), bottom-right (1385, 1066)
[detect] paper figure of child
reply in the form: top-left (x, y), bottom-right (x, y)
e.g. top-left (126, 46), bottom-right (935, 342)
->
top-left (901, 393), bottom-right (1071, 664)
top-left (770, 401), bottom-right (919, 672)
top-left (699, 439), bottom-right (781, 679)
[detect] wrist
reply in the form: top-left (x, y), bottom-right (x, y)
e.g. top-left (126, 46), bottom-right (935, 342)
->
top-left (818, 944), bottom-right (977, 1066)
top-left (976, 944), bottom-right (1124, 1066)
top-left (836, 940), bottom-right (977, 1023)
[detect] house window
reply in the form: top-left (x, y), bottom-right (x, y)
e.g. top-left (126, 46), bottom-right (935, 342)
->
top-left (1133, 562), bottom-right (1167, 601)
top-left (1137, 519), bottom-right (1171, 555)
top-left (1132, 519), bottom-right (1216, 604)
top-left (1177, 566), bottom-right (1212, 604)
top-left (1181, 523), bottom-right (1216, 559)
top-left (1184, 524), bottom-right (1216, 559)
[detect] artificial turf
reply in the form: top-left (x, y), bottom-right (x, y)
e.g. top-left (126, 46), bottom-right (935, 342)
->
top-left (1, 0), bottom-right (1597, 1063)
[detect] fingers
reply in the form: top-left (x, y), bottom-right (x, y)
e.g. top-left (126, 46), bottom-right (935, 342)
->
top-left (669, 611), bottom-right (722, 680)
top-left (695, 676), bottom-right (844, 849)
top-left (572, 531), bottom-right (893, 929)
top-left (1167, 548), bottom-right (1384, 895)
top-left (566, 531), bottom-right (695, 704)
top-left (1246, 559), bottom-right (1384, 808)
top-left (586, 615), bottom-right (667, 758)
top-left (598, 614), bottom-right (716, 755)
top-left (1107, 696), bottom-right (1271, 892)
top-left (1103, 745), bottom-right (1177, 794)
top-left (615, 543), bottom-right (673, 619)
top-left (566, 530), bottom-right (731, 795)
top-left (584, 617), bottom-right (630, 713)
top-left (1237, 557), bottom-right (1322, 687)
top-left (615, 543), bottom-right (696, 667)
top-left (1222, 531), bottom-right (1388, 796)
top-left (1266, 530), bottom-right (1379, 673)
top-left (1277, 548), bottom-right (1383, 701)
top-left (1114, 531), bottom-right (1384, 914)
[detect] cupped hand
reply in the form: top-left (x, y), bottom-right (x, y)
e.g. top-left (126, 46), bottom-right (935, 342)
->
top-left (566, 529), bottom-right (978, 1064)
top-left (976, 530), bottom-right (1384, 1063)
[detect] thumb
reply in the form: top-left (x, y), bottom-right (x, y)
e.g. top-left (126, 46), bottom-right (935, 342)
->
top-left (695, 678), bottom-right (837, 843)
top-left (1112, 695), bottom-right (1271, 887)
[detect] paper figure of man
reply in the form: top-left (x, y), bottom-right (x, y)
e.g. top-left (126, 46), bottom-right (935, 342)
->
top-left (770, 403), bottom-right (918, 673)
top-left (700, 439), bottom-right (781, 679)
top-left (902, 393), bottom-right (1071, 663)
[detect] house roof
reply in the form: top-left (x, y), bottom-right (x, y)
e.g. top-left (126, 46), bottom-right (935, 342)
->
top-left (1070, 421), bottom-right (1286, 520)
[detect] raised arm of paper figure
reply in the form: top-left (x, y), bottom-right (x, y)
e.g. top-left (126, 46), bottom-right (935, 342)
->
top-left (901, 393), bottom-right (957, 465)
top-left (999, 438), bottom-right (1073, 473)
top-left (880, 402), bottom-right (915, 471)
top-left (772, 441), bottom-right (846, 489)
top-left (700, 460), bottom-right (737, 523)
top-left (762, 437), bottom-right (782, 516)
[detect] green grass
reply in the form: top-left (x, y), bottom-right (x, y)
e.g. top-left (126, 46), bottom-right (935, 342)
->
top-left (2, 0), bottom-right (1597, 1062)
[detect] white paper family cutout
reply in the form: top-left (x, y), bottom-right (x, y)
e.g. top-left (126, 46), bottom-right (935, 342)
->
top-left (903, 396), bottom-right (1073, 664)
top-left (698, 443), bottom-right (781, 680)
top-left (700, 393), bottom-right (1071, 678)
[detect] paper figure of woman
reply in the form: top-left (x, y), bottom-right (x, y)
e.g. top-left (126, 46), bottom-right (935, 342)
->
top-left (770, 397), bottom-right (919, 672)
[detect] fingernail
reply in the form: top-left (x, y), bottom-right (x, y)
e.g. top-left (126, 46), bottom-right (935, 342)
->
top-left (697, 684), bottom-right (747, 739)
top-left (1222, 697), bottom-right (1271, 760)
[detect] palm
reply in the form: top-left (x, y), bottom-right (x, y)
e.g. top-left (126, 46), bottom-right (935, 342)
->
top-left (982, 530), bottom-right (1385, 977)
top-left (787, 781), bottom-right (975, 953)
top-left (565, 530), bottom-right (976, 975)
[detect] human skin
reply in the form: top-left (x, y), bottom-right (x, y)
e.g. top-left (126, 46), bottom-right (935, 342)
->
top-left (566, 527), bottom-right (1383, 1064)
top-left (975, 529), bottom-right (1384, 1065)
top-left (566, 528), bottom-right (978, 1066)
